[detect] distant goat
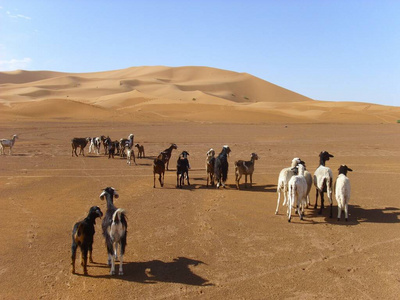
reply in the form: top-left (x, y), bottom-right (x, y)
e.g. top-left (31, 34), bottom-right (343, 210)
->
top-left (206, 148), bottom-right (215, 187)
top-left (135, 143), bottom-right (145, 158)
top-left (88, 137), bottom-right (101, 155)
top-left (126, 146), bottom-right (136, 166)
top-left (0, 134), bottom-right (18, 155)
top-left (176, 151), bottom-right (190, 188)
top-left (71, 206), bottom-right (103, 275)
top-left (120, 134), bottom-right (134, 157)
top-left (100, 187), bottom-right (127, 276)
top-left (214, 145), bottom-right (231, 188)
top-left (71, 137), bottom-right (90, 157)
top-left (153, 155), bottom-right (165, 188)
top-left (159, 143), bottom-right (178, 170)
top-left (235, 153), bottom-right (259, 189)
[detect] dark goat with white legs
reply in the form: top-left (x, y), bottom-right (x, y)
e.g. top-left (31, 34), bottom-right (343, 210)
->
top-left (214, 145), bottom-right (231, 188)
top-left (235, 153), bottom-right (259, 189)
top-left (100, 187), bottom-right (127, 275)
top-left (153, 155), bottom-right (165, 188)
top-left (176, 151), bottom-right (190, 188)
top-left (313, 151), bottom-right (334, 217)
top-left (159, 143), bottom-right (178, 170)
top-left (120, 134), bottom-right (134, 157)
top-left (71, 137), bottom-right (90, 157)
top-left (71, 206), bottom-right (103, 275)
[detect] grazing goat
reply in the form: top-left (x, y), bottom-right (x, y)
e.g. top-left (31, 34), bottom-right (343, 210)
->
top-left (206, 148), bottom-right (216, 187)
top-left (120, 134), bottom-right (134, 157)
top-left (214, 145), bottom-right (231, 188)
top-left (287, 164), bottom-right (308, 222)
top-left (71, 137), bottom-right (90, 157)
top-left (235, 153), bottom-right (259, 189)
top-left (71, 206), bottom-right (103, 275)
top-left (135, 143), bottom-right (145, 158)
top-left (313, 151), bottom-right (334, 217)
top-left (176, 151), bottom-right (190, 188)
top-left (159, 143), bottom-right (178, 170)
top-left (126, 146), bottom-right (136, 166)
top-left (100, 187), bottom-right (127, 276)
top-left (153, 155), bottom-right (165, 188)
top-left (335, 165), bottom-right (353, 221)
top-left (275, 157), bottom-right (303, 214)
top-left (0, 134), bottom-right (18, 155)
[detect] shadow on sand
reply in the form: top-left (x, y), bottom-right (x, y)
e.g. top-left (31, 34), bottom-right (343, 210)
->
top-left (87, 257), bottom-right (213, 286)
top-left (298, 205), bottom-right (400, 226)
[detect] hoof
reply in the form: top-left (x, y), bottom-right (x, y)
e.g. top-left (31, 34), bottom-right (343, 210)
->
top-left (110, 271), bottom-right (115, 276)
top-left (288, 218), bottom-right (291, 223)
top-left (337, 218), bottom-right (340, 221)
top-left (119, 271), bottom-right (124, 276)
top-left (345, 218), bottom-right (348, 222)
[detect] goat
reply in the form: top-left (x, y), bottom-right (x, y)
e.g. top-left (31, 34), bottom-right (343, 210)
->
top-left (206, 148), bottom-right (216, 187)
top-left (214, 145), bottom-right (231, 188)
top-left (287, 164), bottom-right (307, 222)
top-left (153, 155), bottom-right (165, 188)
top-left (71, 137), bottom-right (90, 157)
top-left (100, 187), bottom-right (127, 276)
top-left (104, 137), bottom-right (118, 159)
top-left (335, 165), bottom-right (353, 221)
top-left (126, 146), bottom-right (137, 166)
top-left (135, 143), bottom-right (145, 158)
top-left (100, 135), bottom-right (108, 154)
top-left (176, 151), bottom-right (190, 188)
top-left (275, 158), bottom-right (303, 214)
top-left (234, 153), bottom-right (259, 189)
top-left (88, 137), bottom-right (101, 155)
top-left (159, 143), bottom-right (178, 170)
top-left (120, 134), bottom-right (134, 157)
top-left (0, 134), bottom-right (18, 155)
top-left (313, 151), bottom-right (334, 217)
top-left (71, 206), bottom-right (103, 275)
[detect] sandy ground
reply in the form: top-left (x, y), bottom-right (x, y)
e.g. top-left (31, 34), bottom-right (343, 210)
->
top-left (1, 120), bottom-right (400, 299)
top-left (1, 66), bottom-right (400, 299)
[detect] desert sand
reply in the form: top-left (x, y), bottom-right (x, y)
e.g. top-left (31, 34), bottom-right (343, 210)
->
top-left (0, 66), bottom-right (400, 299)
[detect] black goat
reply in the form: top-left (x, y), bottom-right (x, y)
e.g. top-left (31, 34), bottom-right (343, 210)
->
top-left (100, 187), bottom-right (127, 275)
top-left (176, 151), bottom-right (190, 188)
top-left (214, 145), bottom-right (231, 188)
top-left (71, 206), bottom-right (103, 275)
top-left (71, 137), bottom-right (90, 157)
top-left (153, 155), bottom-right (165, 188)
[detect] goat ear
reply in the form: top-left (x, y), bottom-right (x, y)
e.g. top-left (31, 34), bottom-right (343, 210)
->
top-left (114, 192), bottom-right (119, 199)
top-left (100, 191), bottom-right (106, 200)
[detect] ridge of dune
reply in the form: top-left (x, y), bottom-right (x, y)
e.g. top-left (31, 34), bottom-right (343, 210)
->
top-left (0, 66), bottom-right (398, 123)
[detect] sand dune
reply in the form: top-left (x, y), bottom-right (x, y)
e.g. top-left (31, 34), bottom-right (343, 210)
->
top-left (0, 66), bottom-right (398, 123)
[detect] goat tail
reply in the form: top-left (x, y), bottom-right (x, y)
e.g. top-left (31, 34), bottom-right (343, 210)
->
top-left (112, 208), bottom-right (126, 223)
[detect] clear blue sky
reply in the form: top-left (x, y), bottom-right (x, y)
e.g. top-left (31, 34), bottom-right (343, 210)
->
top-left (1, 0), bottom-right (399, 106)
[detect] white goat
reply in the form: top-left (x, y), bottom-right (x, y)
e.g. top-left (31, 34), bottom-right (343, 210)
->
top-left (313, 151), bottom-right (334, 217)
top-left (287, 164), bottom-right (308, 222)
top-left (304, 166), bottom-right (313, 208)
top-left (275, 157), bottom-right (303, 214)
top-left (335, 165), bottom-right (353, 221)
top-left (126, 147), bottom-right (136, 166)
top-left (0, 134), bottom-right (18, 155)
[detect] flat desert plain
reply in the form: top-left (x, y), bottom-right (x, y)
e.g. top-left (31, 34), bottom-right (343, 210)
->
top-left (1, 66), bottom-right (400, 299)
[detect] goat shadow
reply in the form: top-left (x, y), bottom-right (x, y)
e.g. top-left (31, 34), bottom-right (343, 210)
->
top-left (301, 205), bottom-right (400, 226)
top-left (90, 256), bottom-right (213, 286)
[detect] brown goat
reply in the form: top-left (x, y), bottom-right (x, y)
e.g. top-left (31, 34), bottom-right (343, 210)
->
top-left (235, 153), bottom-right (259, 189)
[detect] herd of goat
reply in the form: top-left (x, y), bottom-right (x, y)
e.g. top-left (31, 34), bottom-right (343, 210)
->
top-left (1, 133), bottom-right (353, 275)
